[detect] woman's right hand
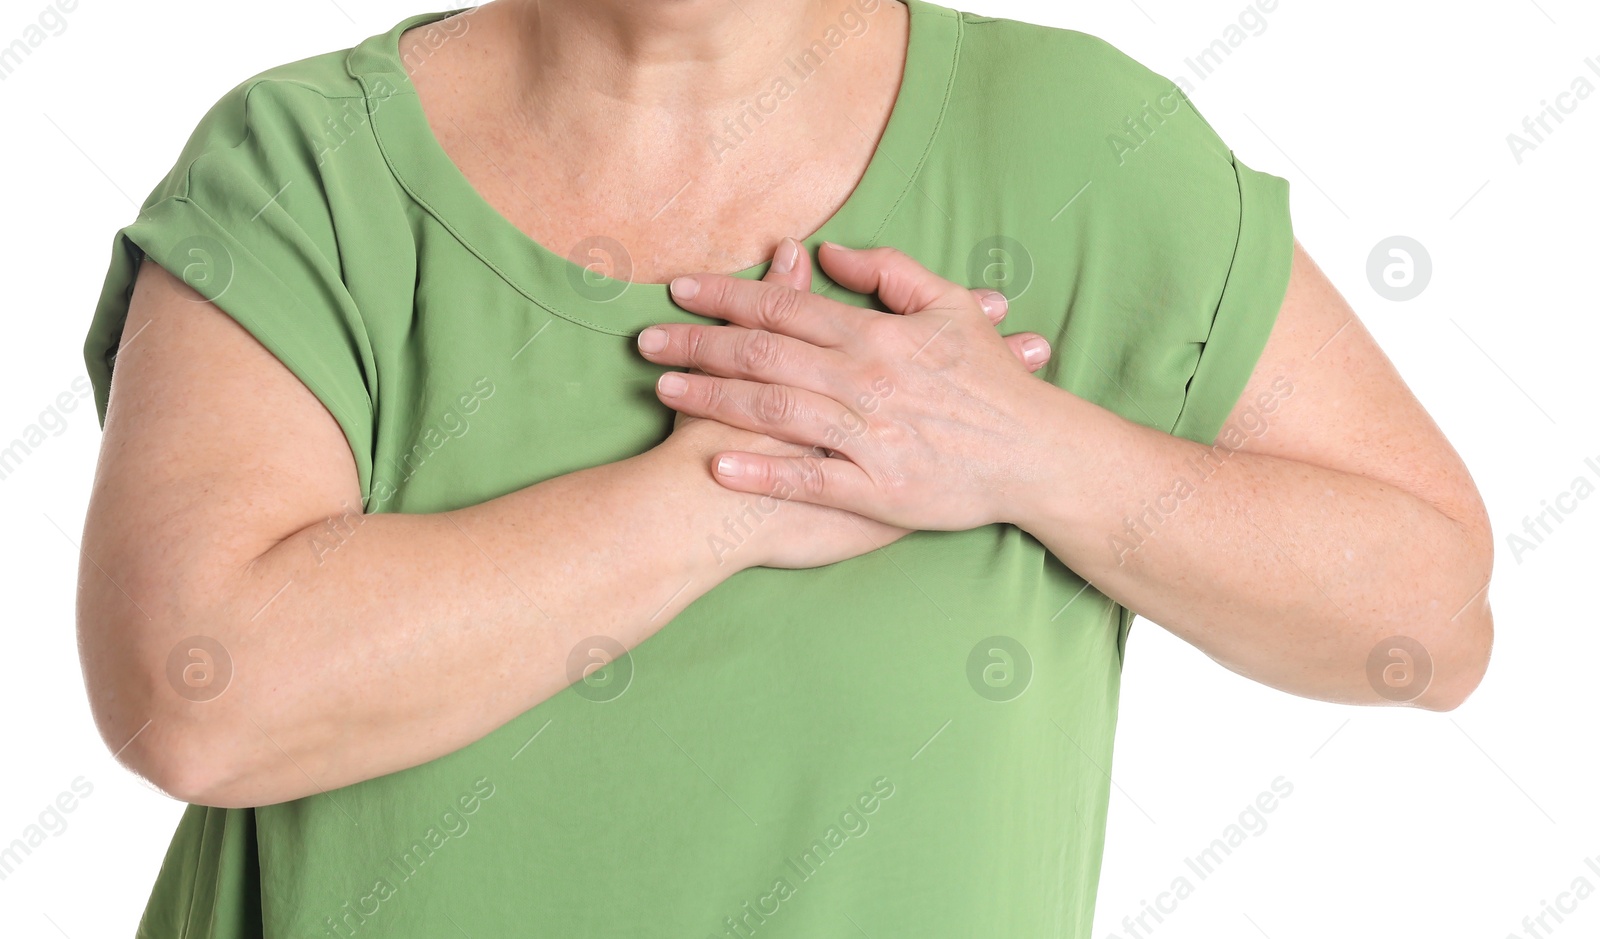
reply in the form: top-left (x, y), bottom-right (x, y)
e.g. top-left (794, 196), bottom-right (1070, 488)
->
top-left (662, 407), bottom-right (912, 570)
top-left (653, 236), bottom-right (1049, 571)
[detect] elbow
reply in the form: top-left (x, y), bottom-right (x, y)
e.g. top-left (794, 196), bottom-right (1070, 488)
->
top-left (82, 622), bottom-right (258, 808)
top-left (140, 742), bottom-right (231, 808)
top-left (77, 529), bottom-right (276, 807)
top-left (99, 709), bottom-right (247, 808)
top-left (102, 681), bottom-right (305, 809)
top-left (1420, 611), bottom-right (1491, 713)
top-left (117, 714), bottom-right (275, 809)
top-left (1411, 619), bottom-right (1492, 712)
top-left (1413, 526), bottom-right (1496, 712)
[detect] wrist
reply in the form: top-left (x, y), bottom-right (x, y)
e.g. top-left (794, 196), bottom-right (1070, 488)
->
top-left (646, 432), bottom-right (770, 575)
top-left (996, 381), bottom-right (1116, 532)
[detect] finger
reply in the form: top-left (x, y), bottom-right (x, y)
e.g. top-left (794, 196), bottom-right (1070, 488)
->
top-left (639, 235), bottom-right (830, 389)
top-left (972, 288), bottom-right (1008, 325)
top-left (978, 290), bottom-right (1050, 370)
top-left (1003, 332), bottom-right (1052, 373)
top-left (709, 449), bottom-right (880, 518)
top-left (816, 242), bottom-right (974, 319)
top-left (654, 370), bottom-right (871, 461)
top-left (762, 235), bottom-right (812, 292)
top-left (668, 272), bottom-right (870, 349)
top-left (638, 321), bottom-right (840, 393)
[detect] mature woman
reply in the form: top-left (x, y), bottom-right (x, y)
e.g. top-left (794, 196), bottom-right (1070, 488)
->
top-left (78, 0), bottom-right (1493, 936)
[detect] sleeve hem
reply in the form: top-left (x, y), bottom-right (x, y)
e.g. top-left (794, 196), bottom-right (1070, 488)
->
top-left (1166, 157), bottom-right (1293, 447)
top-left (88, 195), bottom-right (375, 499)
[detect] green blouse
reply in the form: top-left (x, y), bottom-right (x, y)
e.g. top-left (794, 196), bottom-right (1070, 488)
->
top-left (84, 2), bottom-right (1293, 936)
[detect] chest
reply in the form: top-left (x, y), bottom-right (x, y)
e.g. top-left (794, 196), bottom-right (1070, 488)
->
top-left (438, 131), bottom-right (887, 283)
top-left (406, 48), bottom-right (898, 282)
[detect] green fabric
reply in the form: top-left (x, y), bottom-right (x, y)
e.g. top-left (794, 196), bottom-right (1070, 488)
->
top-left (84, 2), bottom-right (1292, 936)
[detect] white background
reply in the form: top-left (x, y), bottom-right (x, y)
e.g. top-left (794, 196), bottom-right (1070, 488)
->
top-left (0, 0), bottom-right (1595, 937)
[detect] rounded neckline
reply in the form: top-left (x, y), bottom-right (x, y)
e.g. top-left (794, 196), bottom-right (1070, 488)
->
top-left (349, 0), bottom-right (960, 336)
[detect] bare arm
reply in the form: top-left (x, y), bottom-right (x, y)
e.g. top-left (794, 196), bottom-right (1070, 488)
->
top-left (81, 245), bottom-right (1038, 809)
top-left (628, 241), bottom-right (1493, 712)
top-left (1014, 242), bottom-right (1494, 709)
top-left (77, 258), bottom-right (880, 808)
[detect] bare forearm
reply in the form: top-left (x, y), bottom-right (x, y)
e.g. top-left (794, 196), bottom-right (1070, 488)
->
top-left (1009, 384), bottom-right (1493, 709)
top-left (93, 445), bottom-right (742, 807)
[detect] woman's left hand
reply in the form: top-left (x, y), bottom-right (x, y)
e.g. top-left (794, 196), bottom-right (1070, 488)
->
top-left (637, 241), bottom-right (1057, 532)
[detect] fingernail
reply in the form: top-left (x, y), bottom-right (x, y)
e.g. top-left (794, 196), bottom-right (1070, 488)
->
top-left (658, 372), bottom-right (688, 397)
top-left (637, 327), bottom-right (668, 354)
top-left (979, 291), bottom-right (1007, 317)
top-left (820, 241), bottom-right (847, 253)
top-left (771, 238), bottom-right (799, 274)
top-left (1022, 337), bottom-right (1049, 365)
top-left (669, 276), bottom-right (700, 300)
top-left (716, 455), bottom-right (742, 476)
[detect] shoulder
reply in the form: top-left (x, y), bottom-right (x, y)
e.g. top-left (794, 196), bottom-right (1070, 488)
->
top-left (930, 8), bottom-right (1295, 444)
top-left (953, 12), bottom-right (1231, 171)
top-left (144, 47), bottom-right (399, 213)
top-left (939, 10), bottom-right (1255, 266)
top-left (955, 13), bottom-right (1184, 101)
top-left (85, 44), bottom-right (396, 446)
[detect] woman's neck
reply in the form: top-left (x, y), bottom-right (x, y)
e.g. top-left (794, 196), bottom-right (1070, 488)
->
top-left (492, 0), bottom-right (904, 136)
top-left (518, 0), bottom-right (845, 103)
top-left (401, 0), bottom-right (908, 279)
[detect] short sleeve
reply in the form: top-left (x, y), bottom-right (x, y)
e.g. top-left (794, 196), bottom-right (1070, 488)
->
top-left (1156, 88), bottom-right (1294, 448)
top-left (1166, 147), bottom-right (1294, 447)
top-left (1012, 30), bottom-right (1296, 453)
top-left (84, 78), bottom-right (376, 494)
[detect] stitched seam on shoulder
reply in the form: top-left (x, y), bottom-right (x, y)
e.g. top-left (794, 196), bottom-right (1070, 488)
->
top-left (243, 76), bottom-right (398, 101)
top-left (173, 78), bottom-right (402, 204)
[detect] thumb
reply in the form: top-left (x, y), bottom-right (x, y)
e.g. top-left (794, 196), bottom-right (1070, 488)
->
top-left (762, 236), bottom-right (812, 291)
top-left (815, 242), bottom-right (969, 317)
top-left (1003, 332), bottom-right (1052, 373)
